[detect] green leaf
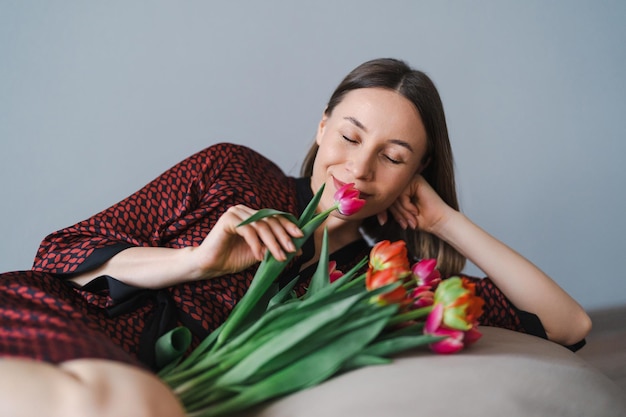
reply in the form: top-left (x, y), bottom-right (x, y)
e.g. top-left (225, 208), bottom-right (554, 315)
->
top-left (341, 354), bottom-right (392, 371)
top-left (174, 331), bottom-right (276, 407)
top-left (213, 254), bottom-right (289, 349)
top-left (212, 297), bottom-right (305, 356)
top-left (266, 276), bottom-right (299, 311)
top-left (155, 327), bottom-right (192, 371)
top-left (234, 281), bottom-right (280, 332)
top-left (249, 303), bottom-right (397, 383)
top-left (193, 312), bottom-right (390, 417)
top-left (212, 291), bottom-right (365, 388)
top-left (386, 306), bottom-right (432, 326)
top-left (299, 276), bottom-right (401, 312)
top-left (305, 227), bottom-right (330, 297)
top-left (215, 205), bottom-right (331, 349)
top-left (175, 302), bottom-right (303, 381)
top-left (177, 291), bottom-right (341, 382)
top-left (376, 321), bottom-right (425, 341)
top-left (181, 301), bottom-right (390, 412)
top-left (164, 323), bottom-right (223, 376)
top-left (305, 257), bottom-right (368, 303)
top-left (298, 183), bottom-right (325, 227)
top-left (362, 334), bottom-right (445, 358)
top-left (331, 256), bottom-right (368, 289)
top-left (237, 208), bottom-right (298, 227)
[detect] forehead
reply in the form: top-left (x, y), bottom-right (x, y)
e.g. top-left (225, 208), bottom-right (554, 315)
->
top-left (331, 87), bottom-right (427, 151)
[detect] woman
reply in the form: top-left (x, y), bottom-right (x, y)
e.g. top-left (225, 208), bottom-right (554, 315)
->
top-left (0, 58), bottom-right (591, 416)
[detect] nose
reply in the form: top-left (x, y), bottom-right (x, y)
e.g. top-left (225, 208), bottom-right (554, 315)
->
top-left (346, 149), bottom-right (374, 180)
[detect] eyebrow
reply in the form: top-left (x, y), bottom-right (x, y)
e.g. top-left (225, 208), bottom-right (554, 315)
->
top-left (344, 116), bottom-right (368, 132)
top-left (343, 116), bottom-right (415, 153)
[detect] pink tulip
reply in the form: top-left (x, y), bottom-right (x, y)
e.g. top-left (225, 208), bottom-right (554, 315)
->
top-left (333, 182), bottom-right (366, 216)
top-left (328, 261), bottom-right (343, 283)
top-left (410, 258), bottom-right (441, 308)
top-left (462, 326), bottom-right (483, 346)
top-left (411, 258), bottom-right (441, 287)
top-left (428, 327), bottom-right (466, 354)
top-left (411, 286), bottom-right (435, 308)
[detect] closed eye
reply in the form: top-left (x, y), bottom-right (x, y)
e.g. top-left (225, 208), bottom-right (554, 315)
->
top-left (342, 135), bottom-right (358, 144)
top-left (384, 155), bottom-right (402, 164)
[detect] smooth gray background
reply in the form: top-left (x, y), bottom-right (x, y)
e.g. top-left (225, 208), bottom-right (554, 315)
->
top-left (1, 1), bottom-right (624, 311)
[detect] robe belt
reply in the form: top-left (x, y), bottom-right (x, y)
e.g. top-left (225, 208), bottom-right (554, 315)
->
top-left (82, 275), bottom-right (178, 370)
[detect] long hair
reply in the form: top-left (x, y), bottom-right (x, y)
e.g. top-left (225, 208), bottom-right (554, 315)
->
top-left (301, 58), bottom-right (465, 276)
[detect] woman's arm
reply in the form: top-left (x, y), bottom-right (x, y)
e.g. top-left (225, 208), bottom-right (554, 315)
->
top-left (70, 204), bottom-right (303, 288)
top-left (388, 175), bottom-right (592, 346)
top-left (435, 210), bottom-right (591, 345)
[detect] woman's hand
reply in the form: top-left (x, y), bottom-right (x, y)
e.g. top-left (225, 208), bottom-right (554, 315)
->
top-left (378, 177), bottom-right (591, 346)
top-left (378, 175), bottom-right (454, 234)
top-left (191, 205), bottom-right (304, 279)
top-left (70, 205), bottom-right (303, 289)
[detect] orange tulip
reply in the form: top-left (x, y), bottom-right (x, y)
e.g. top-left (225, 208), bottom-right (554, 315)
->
top-left (368, 240), bottom-right (410, 273)
top-left (432, 277), bottom-right (484, 331)
top-left (366, 267), bottom-right (409, 305)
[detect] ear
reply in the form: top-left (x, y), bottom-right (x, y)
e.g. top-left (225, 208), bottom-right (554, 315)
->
top-left (315, 112), bottom-right (329, 146)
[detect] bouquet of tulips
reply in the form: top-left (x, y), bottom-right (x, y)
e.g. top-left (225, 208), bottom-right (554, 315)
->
top-left (155, 183), bottom-right (485, 417)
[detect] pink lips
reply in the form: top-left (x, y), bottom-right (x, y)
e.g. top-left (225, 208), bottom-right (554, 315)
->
top-left (332, 176), bottom-right (368, 198)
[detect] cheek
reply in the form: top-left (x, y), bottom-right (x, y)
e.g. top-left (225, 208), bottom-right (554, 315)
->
top-left (379, 172), bottom-right (415, 201)
top-left (311, 146), bottom-right (336, 188)
top-left (315, 142), bottom-right (343, 170)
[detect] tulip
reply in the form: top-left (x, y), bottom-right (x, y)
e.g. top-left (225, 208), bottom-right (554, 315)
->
top-left (412, 258), bottom-right (441, 287)
top-left (410, 258), bottom-right (442, 308)
top-left (366, 267), bottom-right (409, 305)
top-left (334, 182), bottom-right (366, 216)
top-left (432, 277), bottom-right (484, 331)
top-left (422, 276), bottom-right (484, 354)
top-left (425, 303), bottom-right (482, 354)
top-left (369, 240), bottom-right (411, 273)
top-left (218, 182), bottom-right (365, 349)
top-left (328, 261), bottom-right (343, 283)
top-left (411, 286), bottom-right (435, 308)
top-left (365, 240), bottom-right (412, 305)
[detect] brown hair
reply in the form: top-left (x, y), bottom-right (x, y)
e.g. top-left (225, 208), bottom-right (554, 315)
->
top-left (300, 58), bottom-right (466, 276)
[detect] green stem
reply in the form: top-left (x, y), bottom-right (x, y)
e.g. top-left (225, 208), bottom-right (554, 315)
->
top-left (386, 306), bottom-right (433, 326)
top-left (213, 204), bottom-right (339, 350)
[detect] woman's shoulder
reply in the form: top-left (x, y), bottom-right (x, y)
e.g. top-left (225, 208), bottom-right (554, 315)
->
top-left (192, 142), bottom-right (298, 205)
top-left (195, 142), bottom-right (286, 175)
top-left (198, 142), bottom-right (270, 161)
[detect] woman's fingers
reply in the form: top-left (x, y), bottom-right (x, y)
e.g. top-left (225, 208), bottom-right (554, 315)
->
top-left (389, 192), bottom-right (419, 229)
top-left (261, 216), bottom-right (303, 261)
top-left (229, 205), bottom-right (303, 262)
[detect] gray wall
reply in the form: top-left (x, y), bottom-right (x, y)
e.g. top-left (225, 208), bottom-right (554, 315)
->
top-left (1, 1), bottom-right (625, 311)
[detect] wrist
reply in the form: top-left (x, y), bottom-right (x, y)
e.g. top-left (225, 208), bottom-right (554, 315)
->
top-left (428, 207), bottom-right (464, 240)
top-left (180, 246), bottom-right (212, 281)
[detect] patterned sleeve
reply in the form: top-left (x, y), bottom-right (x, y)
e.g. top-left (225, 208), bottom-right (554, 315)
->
top-left (463, 276), bottom-right (547, 338)
top-left (32, 142), bottom-right (276, 276)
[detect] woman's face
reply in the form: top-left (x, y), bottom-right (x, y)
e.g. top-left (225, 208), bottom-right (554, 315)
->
top-left (312, 87), bottom-right (428, 220)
